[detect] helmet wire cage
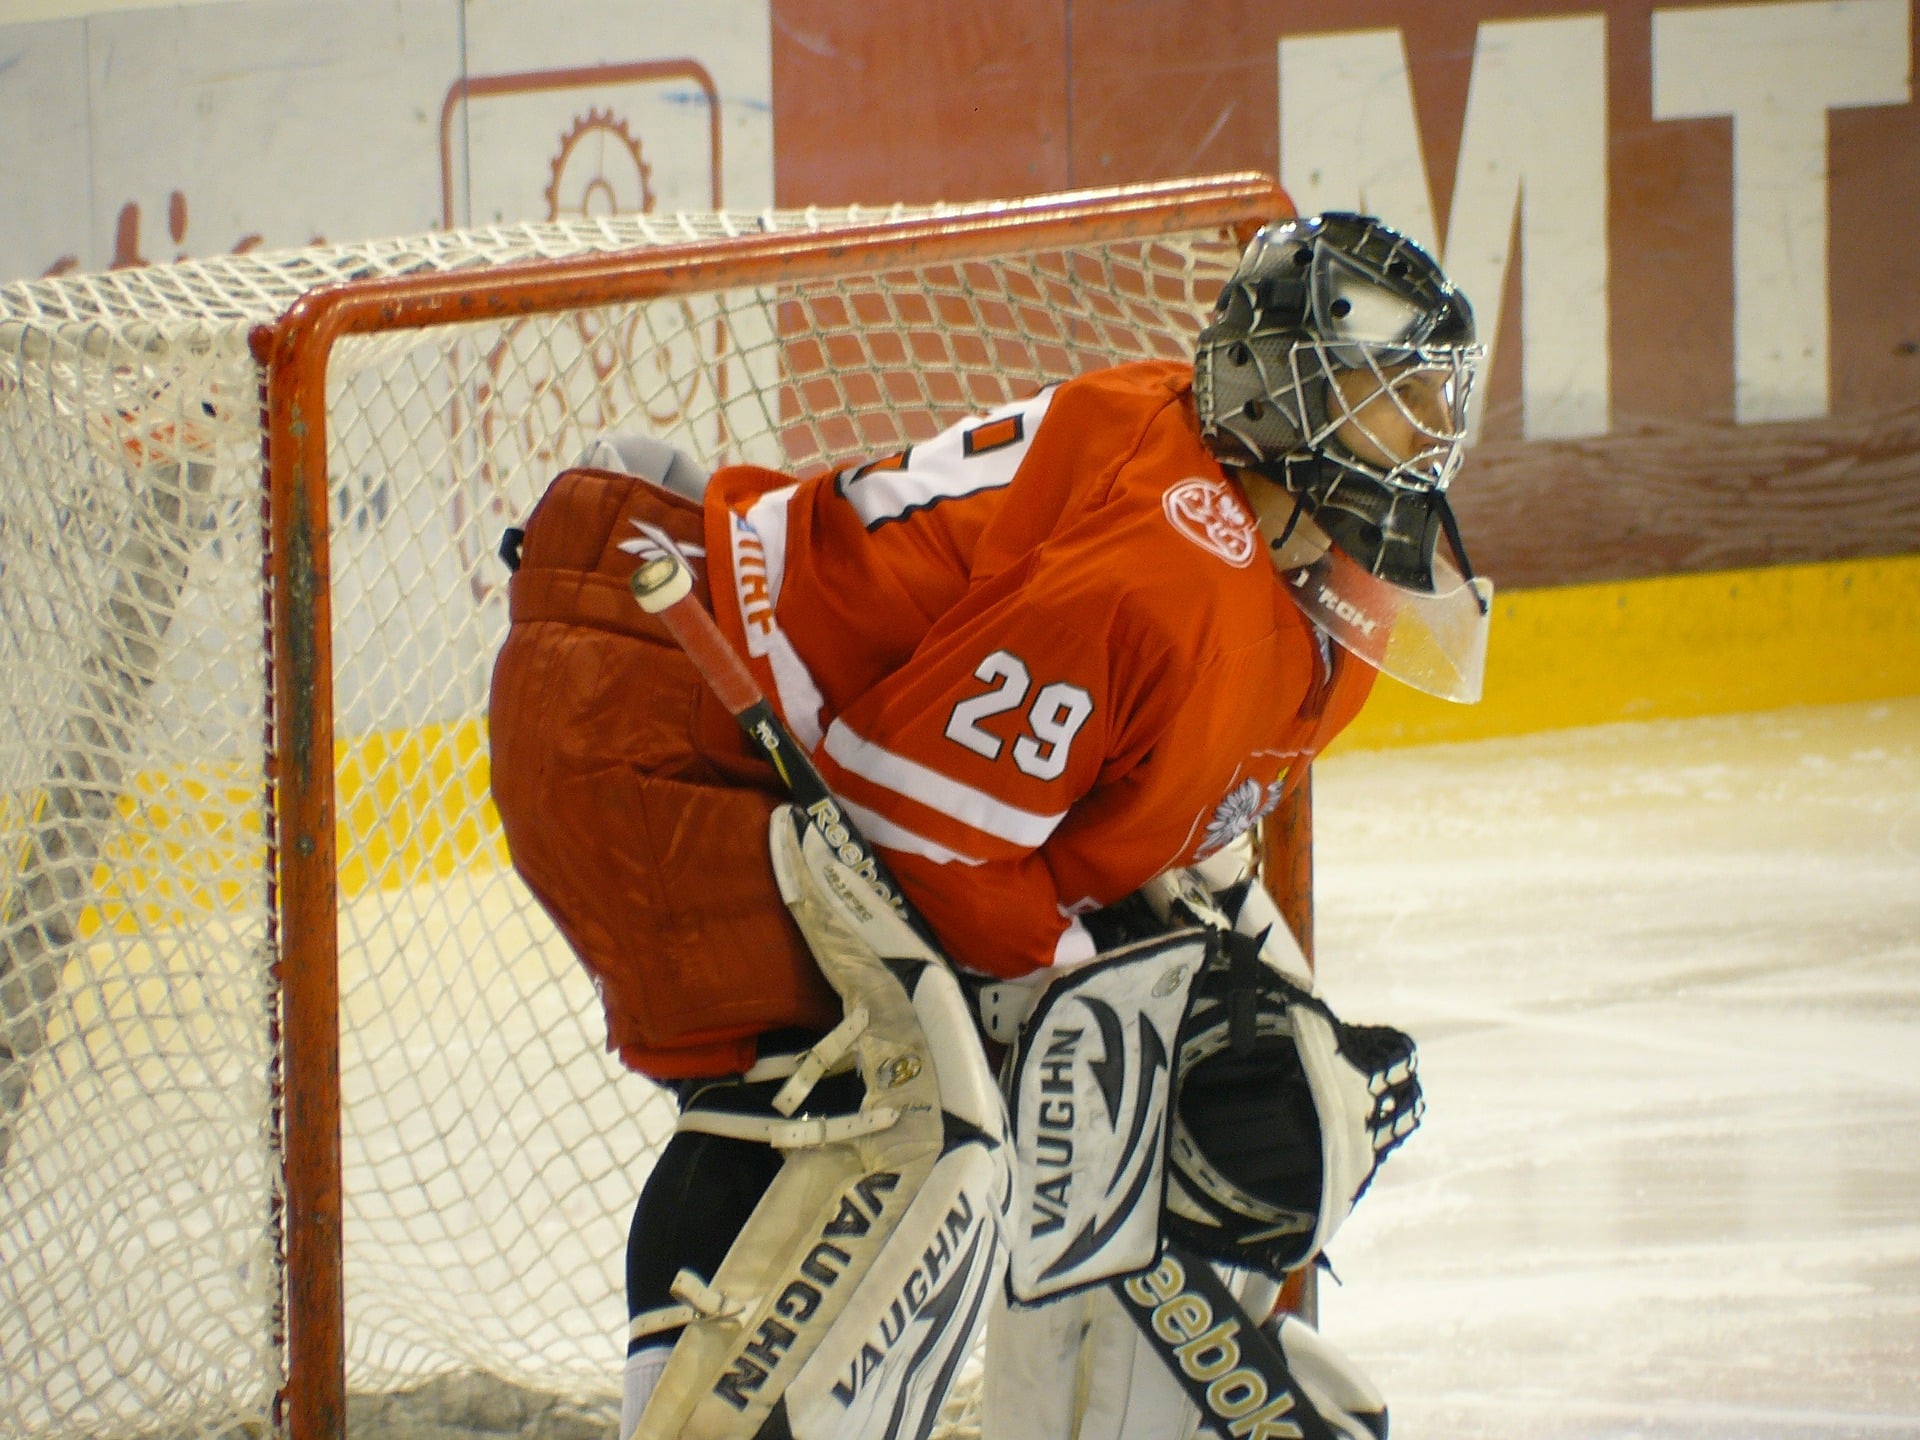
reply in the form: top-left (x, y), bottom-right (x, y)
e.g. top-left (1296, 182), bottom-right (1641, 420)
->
top-left (1194, 212), bottom-right (1485, 594)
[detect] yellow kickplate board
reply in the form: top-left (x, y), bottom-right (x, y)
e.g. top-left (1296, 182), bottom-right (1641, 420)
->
top-left (1338, 552), bottom-right (1920, 752)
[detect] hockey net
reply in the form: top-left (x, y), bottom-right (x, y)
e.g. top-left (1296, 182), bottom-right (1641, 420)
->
top-left (0, 173), bottom-right (1288, 1440)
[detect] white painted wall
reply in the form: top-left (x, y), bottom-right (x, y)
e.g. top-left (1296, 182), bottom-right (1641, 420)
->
top-left (1653, 0), bottom-right (1911, 425)
top-left (0, 0), bottom-right (775, 282)
top-left (1278, 1), bottom-right (1912, 438)
top-left (1280, 18), bottom-right (1612, 442)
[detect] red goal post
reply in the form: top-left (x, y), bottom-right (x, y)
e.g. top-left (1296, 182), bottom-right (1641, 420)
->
top-left (2, 171), bottom-right (1307, 1440)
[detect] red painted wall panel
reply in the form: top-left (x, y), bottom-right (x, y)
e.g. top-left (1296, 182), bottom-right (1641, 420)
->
top-left (771, 0), bottom-right (1920, 585)
top-left (772, 0), bottom-right (1070, 205)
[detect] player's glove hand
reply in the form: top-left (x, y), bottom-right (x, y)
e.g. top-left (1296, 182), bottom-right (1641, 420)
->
top-left (1137, 860), bottom-right (1317, 990)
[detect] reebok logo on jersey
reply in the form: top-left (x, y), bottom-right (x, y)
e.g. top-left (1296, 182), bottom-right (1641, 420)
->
top-left (1163, 478), bottom-right (1258, 568)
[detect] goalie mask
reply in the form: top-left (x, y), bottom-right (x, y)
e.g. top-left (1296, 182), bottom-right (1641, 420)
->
top-left (1194, 212), bottom-right (1494, 702)
top-left (1164, 949), bottom-right (1424, 1277)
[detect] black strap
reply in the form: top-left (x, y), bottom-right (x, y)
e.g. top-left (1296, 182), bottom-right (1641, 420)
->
top-left (1223, 929), bottom-right (1266, 1056)
top-left (497, 525), bottom-right (525, 573)
top-left (1432, 494), bottom-right (1488, 615)
top-left (1112, 1243), bottom-right (1337, 1440)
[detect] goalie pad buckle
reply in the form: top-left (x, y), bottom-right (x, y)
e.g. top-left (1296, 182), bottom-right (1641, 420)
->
top-left (630, 808), bottom-right (1011, 1440)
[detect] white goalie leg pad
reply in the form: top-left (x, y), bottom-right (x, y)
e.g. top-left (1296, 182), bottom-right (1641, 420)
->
top-left (1266, 1314), bottom-right (1389, 1440)
top-left (777, 1144), bottom-right (1003, 1438)
top-left (981, 1265), bottom-right (1286, 1440)
top-left (978, 1288), bottom-right (1089, 1440)
top-left (630, 806), bottom-right (1010, 1440)
top-left (1002, 929), bottom-right (1209, 1302)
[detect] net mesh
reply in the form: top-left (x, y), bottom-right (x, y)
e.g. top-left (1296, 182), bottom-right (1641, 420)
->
top-left (0, 200), bottom-right (1246, 1439)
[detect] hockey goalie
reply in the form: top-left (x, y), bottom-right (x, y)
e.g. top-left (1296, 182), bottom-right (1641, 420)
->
top-left (487, 212), bottom-right (1487, 1438)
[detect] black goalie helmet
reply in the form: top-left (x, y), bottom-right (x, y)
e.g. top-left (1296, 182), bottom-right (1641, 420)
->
top-left (1193, 212), bottom-right (1483, 594)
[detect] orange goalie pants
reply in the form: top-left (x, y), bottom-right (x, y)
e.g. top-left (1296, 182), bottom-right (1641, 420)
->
top-left (487, 468), bottom-right (839, 1081)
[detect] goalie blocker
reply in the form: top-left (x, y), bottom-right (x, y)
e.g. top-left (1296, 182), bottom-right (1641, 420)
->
top-left (993, 862), bottom-right (1424, 1288)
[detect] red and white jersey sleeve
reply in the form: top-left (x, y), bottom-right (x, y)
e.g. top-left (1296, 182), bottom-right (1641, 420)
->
top-left (704, 362), bottom-right (1373, 979)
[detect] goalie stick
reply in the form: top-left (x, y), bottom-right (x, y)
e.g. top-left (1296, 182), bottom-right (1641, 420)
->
top-left (626, 547), bottom-right (938, 954)
top-left (627, 544), bottom-right (1338, 1440)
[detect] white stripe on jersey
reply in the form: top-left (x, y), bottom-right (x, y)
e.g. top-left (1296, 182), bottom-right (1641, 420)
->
top-left (730, 489), bottom-right (828, 748)
top-left (824, 720), bottom-right (1067, 849)
top-left (837, 388), bottom-right (1057, 528)
top-left (766, 631), bottom-right (827, 752)
top-left (838, 797), bottom-right (985, 867)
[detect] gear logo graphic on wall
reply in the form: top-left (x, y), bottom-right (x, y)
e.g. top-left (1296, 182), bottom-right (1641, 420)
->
top-left (433, 63), bottom-right (736, 605)
top-left (544, 108), bottom-right (656, 220)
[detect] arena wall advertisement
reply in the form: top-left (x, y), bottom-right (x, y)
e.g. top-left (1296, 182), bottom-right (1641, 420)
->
top-left (2, 0), bottom-right (1916, 740)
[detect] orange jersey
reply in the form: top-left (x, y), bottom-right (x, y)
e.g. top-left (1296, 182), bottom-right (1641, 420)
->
top-left (703, 360), bottom-right (1373, 980)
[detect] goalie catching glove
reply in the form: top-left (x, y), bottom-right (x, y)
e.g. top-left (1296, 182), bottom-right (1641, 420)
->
top-left (978, 859), bottom-right (1416, 1440)
top-left (1145, 865), bottom-right (1425, 1276)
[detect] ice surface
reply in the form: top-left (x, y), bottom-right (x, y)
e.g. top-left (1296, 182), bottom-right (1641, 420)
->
top-left (1311, 697), bottom-right (1920, 1439)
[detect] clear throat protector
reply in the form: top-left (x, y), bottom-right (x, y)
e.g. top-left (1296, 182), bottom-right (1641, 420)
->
top-left (1282, 541), bottom-right (1491, 704)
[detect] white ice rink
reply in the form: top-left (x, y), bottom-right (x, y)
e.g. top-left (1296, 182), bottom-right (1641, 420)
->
top-left (1310, 696), bottom-right (1920, 1440)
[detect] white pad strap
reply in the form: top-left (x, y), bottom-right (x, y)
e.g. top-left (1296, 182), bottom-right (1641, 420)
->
top-left (673, 1104), bottom-right (902, 1150)
top-left (739, 1052), bottom-right (802, 1084)
top-left (972, 975), bottom-right (1048, 1046)
top-left (628, 1305), bottom-right (698, 1345)
top-left (772, 1005), bottom-right (870, 1116)
top-left (670, 1269), bottom-right (751, 1322)
top-left (628, 1267), bottom-right (753, 1345)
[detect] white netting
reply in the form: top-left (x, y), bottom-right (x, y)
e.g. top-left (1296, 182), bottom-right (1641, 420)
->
top-left (0, 198), bottom-right (1247, 1439)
